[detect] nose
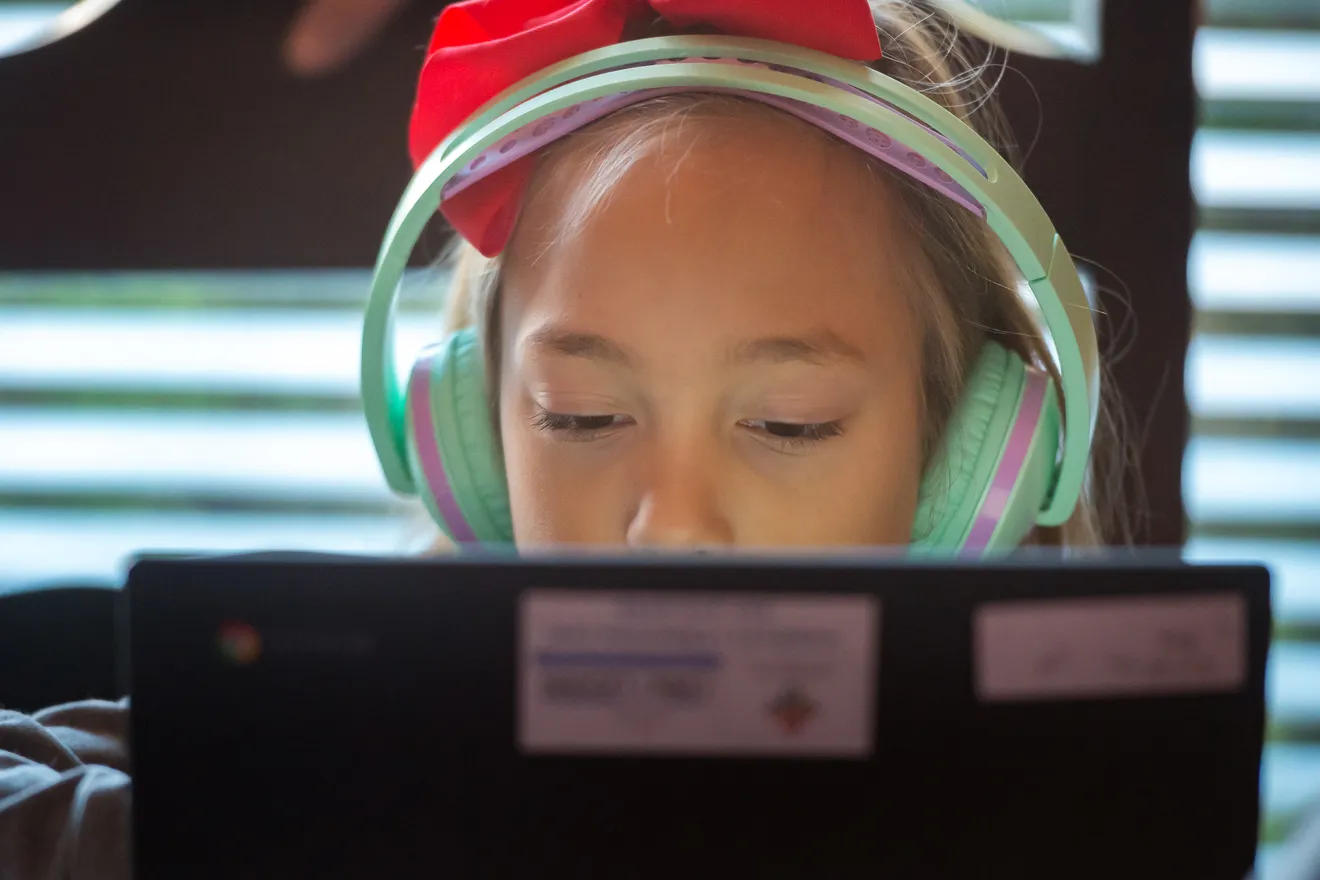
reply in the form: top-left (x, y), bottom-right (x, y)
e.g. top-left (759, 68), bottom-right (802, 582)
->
top-left (625, 456), bottom-right (734, 551)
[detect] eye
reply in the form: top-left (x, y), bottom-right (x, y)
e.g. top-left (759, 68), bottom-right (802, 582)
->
top-left (531, 408), bottom-right (632, 442)
top-left (739, 419), bottom-right (845, 452)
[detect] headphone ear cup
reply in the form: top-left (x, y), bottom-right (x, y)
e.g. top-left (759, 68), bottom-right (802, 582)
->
top-left (987, 373), bottom-right (1060, 551)
top-left (404, 327), bottom-right (514, 544)
top-left (911, 341), bottom-right (1058, 553)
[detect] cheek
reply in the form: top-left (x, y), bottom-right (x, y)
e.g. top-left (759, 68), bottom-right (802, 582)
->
top-left (498, 390), bottom-right (624, 545)
top-left (849, 389), bottom-right (926, 541)
top-left (844, 443), bottom-right (924, 543)
top-left (739, 402), bottom-right (924, 547)
top-left (498, 393), bottom-right (551, 544)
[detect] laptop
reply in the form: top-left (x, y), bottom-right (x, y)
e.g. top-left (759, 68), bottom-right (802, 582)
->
top-left (124, 553), bottom-right (1270, 879)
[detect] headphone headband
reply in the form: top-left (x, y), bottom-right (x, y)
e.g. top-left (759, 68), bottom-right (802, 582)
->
top-left (363, 35), bottom-right (1098, 527)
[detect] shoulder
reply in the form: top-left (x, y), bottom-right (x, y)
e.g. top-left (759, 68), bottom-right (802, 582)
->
top-left (4, 698), bottom-right (131, 770)
top-left (0, 699), bottom-right (131, 880)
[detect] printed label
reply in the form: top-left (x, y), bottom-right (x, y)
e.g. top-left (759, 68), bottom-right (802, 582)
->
top-left (518, 590), bottom-right (879, 757)
top-left (975, 592), bottom-right (1247, 701)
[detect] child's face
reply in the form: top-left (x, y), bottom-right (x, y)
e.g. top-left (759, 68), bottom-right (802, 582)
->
top-left (497, 115), bottom-right (925, 549)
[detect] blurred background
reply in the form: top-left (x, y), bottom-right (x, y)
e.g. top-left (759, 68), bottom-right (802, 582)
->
top-left (0, 0), bottom-right (1317, 873)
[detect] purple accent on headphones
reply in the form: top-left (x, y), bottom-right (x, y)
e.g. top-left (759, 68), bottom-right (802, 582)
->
top-left (409, 353), bottom-right (479, 543)
top-left (962, 368), bottom-right (1050, 553)
top-left (440, 57), bottom-right (986, 217)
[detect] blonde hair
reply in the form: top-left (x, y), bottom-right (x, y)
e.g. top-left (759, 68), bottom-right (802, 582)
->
top-left (436, 1), bottom-right (1129, 548)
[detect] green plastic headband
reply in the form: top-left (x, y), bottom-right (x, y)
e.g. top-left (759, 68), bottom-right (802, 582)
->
top-left (362, 35), bottom-right (1099, 526)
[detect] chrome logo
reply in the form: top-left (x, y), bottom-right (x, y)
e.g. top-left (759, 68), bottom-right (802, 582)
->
top-left (217, 621), bottom-right (262, 666)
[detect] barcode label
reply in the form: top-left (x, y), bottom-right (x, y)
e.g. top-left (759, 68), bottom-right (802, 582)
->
top-left (518, 590), bottom-right (879, 757)
top-left (975, 593), bottom-right (1247, 701)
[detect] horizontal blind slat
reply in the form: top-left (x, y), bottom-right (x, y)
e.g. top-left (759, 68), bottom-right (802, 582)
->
top-left (1196, 30), bottom-right (1320, 102)
top-left (1188, 338), bottom-right (1320, 417)
top-left (0, 309), bottom-right (442, 394)
top-left (1193, 131), bottom-right (1320, 209)
top-left (0, 511), bottom-right (420, 594)
top-left (0, 410), bottom-right (390, 502)
top-left (1189, 231), bottom-right (1320, 312)
top-left (1185, 438), bottom-right (1320, 521)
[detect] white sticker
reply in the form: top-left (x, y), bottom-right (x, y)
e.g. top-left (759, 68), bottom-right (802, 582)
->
top-left (975, 592), bottom-right (1247, 702)
top-left (518, 590), bottom-right (879, 757)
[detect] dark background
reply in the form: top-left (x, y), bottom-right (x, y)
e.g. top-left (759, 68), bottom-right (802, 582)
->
top-left (0, 0), bottom-right (1196, 545)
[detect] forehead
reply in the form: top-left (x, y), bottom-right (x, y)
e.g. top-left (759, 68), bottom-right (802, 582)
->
top-left (502, 101), bottom-right (917, 353)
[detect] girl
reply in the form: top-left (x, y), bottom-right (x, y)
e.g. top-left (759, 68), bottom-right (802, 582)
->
top-left (361, 0), bottom-right (1124, 553)
top-left (0, 1), bottom-right (1126, 877)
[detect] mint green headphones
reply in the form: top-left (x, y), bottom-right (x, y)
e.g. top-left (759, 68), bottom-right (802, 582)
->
top-left (361, 36), bottom-right (1100, 553)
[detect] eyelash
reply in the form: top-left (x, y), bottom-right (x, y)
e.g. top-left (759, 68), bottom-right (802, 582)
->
top-left (740, 419), bottom-right (846, 452)
top-left (531, 408), bottom-right (845, 451)
top-left (530, 408), bottom-right (632, 442)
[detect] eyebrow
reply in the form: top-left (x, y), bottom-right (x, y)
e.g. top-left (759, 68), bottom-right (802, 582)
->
top-left (525, 327), bottom-right (866, 369)
top-left (526, 328), bottom-right (637, 368)
top-left (729, 330), bottom-right (867, 366)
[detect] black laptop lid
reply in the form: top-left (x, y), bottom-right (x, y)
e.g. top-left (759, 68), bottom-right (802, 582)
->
top-left (125, 555), bottom-right (1270, 879)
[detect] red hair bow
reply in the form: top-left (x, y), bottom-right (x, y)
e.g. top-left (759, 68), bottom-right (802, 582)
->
top-left (409, 0), bottom-right (883, 256)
